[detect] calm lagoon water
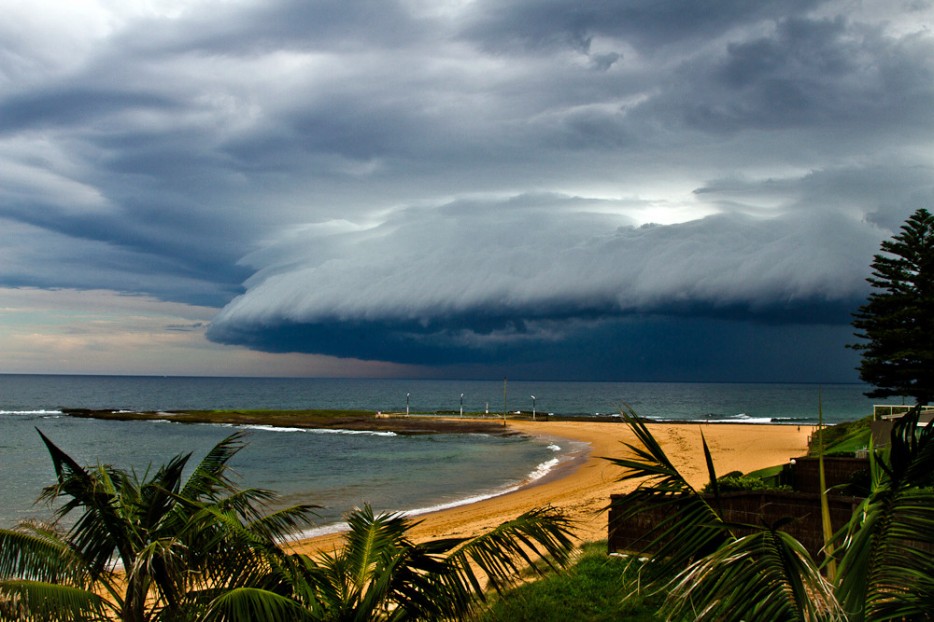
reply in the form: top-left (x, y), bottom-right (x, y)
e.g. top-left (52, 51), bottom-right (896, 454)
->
top-left (0, 375), bottom-right (876, 530)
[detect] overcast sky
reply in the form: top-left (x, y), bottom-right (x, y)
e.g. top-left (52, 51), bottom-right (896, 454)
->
top-left (1, 0), bottom-right (932, 381)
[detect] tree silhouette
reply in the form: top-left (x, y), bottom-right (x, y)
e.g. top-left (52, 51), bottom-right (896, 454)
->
top-left (851, 208), bottom-right (934, 404)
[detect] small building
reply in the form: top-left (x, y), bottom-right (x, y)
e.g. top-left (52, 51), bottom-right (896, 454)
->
top-left (870, 405), bottom-right (934, 447)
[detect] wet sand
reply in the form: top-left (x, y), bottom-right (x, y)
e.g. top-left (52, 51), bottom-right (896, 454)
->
top-left (289, 419), bottom-right (814, 554)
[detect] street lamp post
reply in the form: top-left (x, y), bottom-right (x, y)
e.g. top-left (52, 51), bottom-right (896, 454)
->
top-left (406, 393), bottom-right (410, 416)
top-left (502, 377), bottom-right (507, 427)
top-left (531, 395), bottom-right (536, 421)
top-left (460, 393), bottom-right (464, 416)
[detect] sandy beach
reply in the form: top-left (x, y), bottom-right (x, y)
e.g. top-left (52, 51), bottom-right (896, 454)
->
top-left (291, 419), bottom-right (814, 554)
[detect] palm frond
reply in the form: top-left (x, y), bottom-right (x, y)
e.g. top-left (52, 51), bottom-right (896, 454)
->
top-left (445, 505), bottom-right (575, 595)
top-left (179, 504), bottom-right (277, 586)
top-left (179, 498), bottom-right (315, 597)
top-left (214, 487), bottom-right (285, 524)
top-left (342, 505), bottom-right (413, 588)
top-left (664, 526), bottom-right (843, 622)
top-left (604, 408), bottom-right (695, 492)
top-left (836, 482), bottom-right (934, 620)
top-left (35, 429), bottom-right (92, 491)
top-left (0, 579), bottom-right (110, 622)
top-left (178, 433), bottom-right (248, 502)
top-left (605, 409), bottom-right (731, 580)
top-left (0, 525), bottom-right (87, 586)
top-left (245, 504), bottom-right (320, 545)
top-left (138, 454), bottom-right (190, 531)
top-left (835, 407), bottom-right (934, 621)
top-left (336, 505), bottom-right (417, 618)
top-left (33, 433), bottom-right (133, 577)
top-left (700, 431), bottom-right (721, 508)
top-left (200, 586), bottom-right (312, 622)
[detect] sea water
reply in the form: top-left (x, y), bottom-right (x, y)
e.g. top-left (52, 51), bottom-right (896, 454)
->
top-left (0, 375), bottom-right (876, 530)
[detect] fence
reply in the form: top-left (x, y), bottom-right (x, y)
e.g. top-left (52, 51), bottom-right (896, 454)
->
top-left (608, 490), bottom-right (862, 560)
top-left (784, 456), bottom-right (869, 495)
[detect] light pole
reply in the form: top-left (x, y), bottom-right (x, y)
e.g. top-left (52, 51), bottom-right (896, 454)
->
top-left (406, 392), bottom-right (410, 416)
top-left (502, 377), bottom-right (507, 427)
top-left (460, 393), bottom-right (464, 416)
top-left (531, 395), bottom-right (536, 421)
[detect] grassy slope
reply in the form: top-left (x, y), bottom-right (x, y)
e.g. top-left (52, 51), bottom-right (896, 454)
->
top-left (809, 415), bottom-right (873, 456)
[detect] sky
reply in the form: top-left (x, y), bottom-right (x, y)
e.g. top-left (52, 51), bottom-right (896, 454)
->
top-left (1, 0), bottom-right (933, 382)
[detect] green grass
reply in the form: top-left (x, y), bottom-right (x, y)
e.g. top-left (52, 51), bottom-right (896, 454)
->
top-left (475, 542), bottom-right (663, 622)
top-left (809, 416), bottom-right (872, 456)
top-left (744, 464), bottom-right (784, 479)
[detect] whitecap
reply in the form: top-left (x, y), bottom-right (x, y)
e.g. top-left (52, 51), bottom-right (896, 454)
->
top-left (402, 455), bottom-right (564, 517)
top-left (693, 415), bottom-right (775, 425)
top-left (235, 423), bottom-right (396, 437)
top-left (295, 522), bottom-right (351, 540)
top-left (527, 457), bottom-right (560, 482)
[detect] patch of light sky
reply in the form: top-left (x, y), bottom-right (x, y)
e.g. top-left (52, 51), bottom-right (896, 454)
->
top-left (0, 287), bottom-right (418, 377)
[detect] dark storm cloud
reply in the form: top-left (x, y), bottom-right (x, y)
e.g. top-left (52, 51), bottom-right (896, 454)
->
top-left (208, 313), bottom-right (860, 382)
top-left (675, 16), bottom-right (934, 134)
top-left (206, 196), bottom-right (880, 366)
top-left (461, 0), bottom-right (821, 52)
top-left (0, 88), bottom-right (177, 133)
top-left (119, 0), bottom-right (424, 57)
top-left (2, 0), bottom-right (933, 379)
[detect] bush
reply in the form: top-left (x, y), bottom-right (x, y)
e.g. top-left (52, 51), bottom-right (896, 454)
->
top-left (476, 541), bottom-right (663, 622)
top-left (703, 472), bottom-right (790, 494)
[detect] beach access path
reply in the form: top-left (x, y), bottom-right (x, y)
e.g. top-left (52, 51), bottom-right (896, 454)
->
top-left (290, 419), bottom-right (814, 554)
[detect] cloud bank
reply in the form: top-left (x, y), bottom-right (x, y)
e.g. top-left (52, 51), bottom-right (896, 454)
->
top-left (209, 198), bottom-right (873, 346)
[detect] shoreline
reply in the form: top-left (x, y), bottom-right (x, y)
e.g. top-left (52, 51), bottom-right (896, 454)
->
top-left (290, 429), bottom-right (592, 542)
top-left (45, 409), bottom-right (817, 549)
top-left (60, 408), bottom-right (523, 436)
top-left (288, 418), bottom-right (815, 554)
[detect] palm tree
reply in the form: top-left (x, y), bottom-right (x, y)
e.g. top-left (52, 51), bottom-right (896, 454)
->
top-left (834, 407), bottom-right (934, 621)
top-left (606, 407), bottom-right (934, 621)
top-left (2, 429), bottom-right (576, 622)
top-left (606, 410), bottom-right (841, 621)
top-left (0, 430), bottom-right (317, 622)
top-left (202, 503), bottom-right (576, 621)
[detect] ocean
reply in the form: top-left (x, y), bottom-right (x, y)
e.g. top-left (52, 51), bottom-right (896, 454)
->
top-left (0, 375), bottom-right (878, 532)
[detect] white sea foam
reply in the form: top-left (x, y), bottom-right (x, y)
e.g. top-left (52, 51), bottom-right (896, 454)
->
top-left (235, 423), bottom-right (396, 437)
top-left (306, 428), bottom-right (397, 437)
top-left (0, 409), bottom-right (62, 416)
top-left (527, 457), bottom-right (561, 482)
top-left (295, 521), bottom-right (352, 540)
top-left (688, 415), bottom-right (776, 424)
top-left (402, 454), bottom-right (565, 517)
top-left (641, 411), bottom-right (794, 425)
top-left (402, 488), bottom-right (522, 517)
top-left (287, 445), bottom-right (576, 543)
top-left (237, 424), bottom-right (305, 433)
